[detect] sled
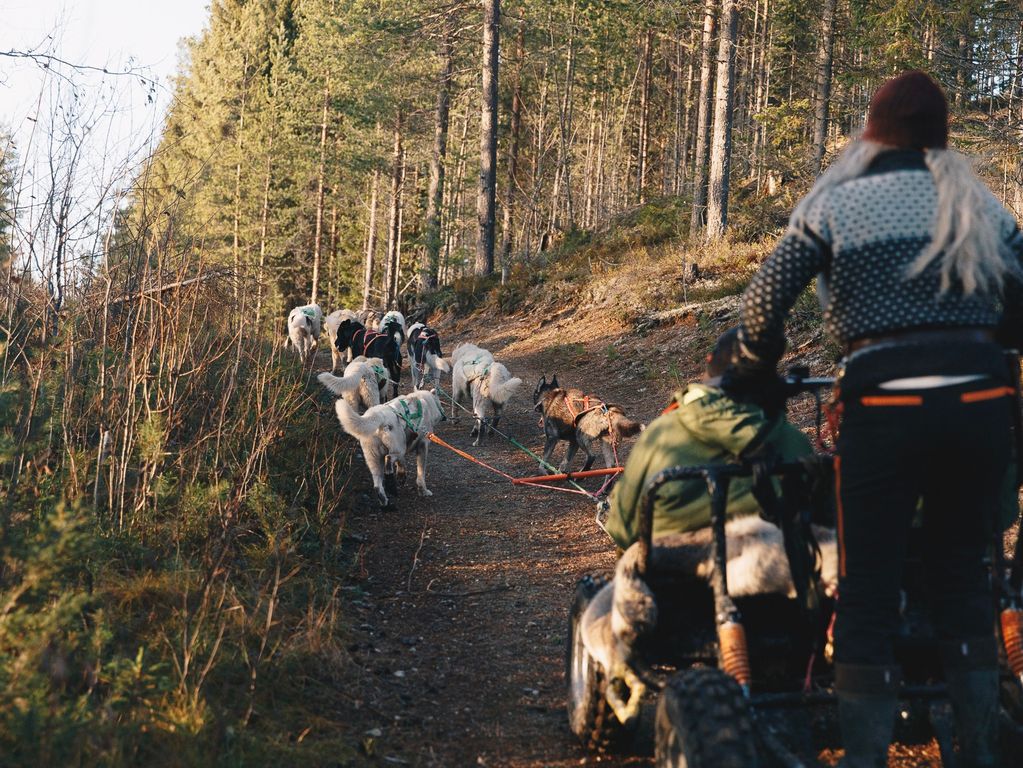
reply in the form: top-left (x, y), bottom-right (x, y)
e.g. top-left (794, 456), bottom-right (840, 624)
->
top-left (565, 368), bottom-right (1023, 766)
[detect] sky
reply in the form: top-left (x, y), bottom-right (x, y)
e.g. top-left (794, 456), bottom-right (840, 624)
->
top-left (1, 0), bottom-right (211, 274)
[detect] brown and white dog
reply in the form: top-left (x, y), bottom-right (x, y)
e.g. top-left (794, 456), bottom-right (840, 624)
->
top-left (532, 374), bottom-right (643, 472)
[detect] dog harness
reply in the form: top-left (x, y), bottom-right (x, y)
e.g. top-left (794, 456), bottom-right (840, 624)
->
top-left (462, 356), bottom-right (491, 383)
top-left (352, 327), bottom-right (388, 355)
top-left (565, 395), bottom-right (607, 421)
top-left (300, 307), bottom-right (319, 319)
top-left (390, 399), bottom-right (423, 434)
top-left (371, 364), bottom-right (389, 384)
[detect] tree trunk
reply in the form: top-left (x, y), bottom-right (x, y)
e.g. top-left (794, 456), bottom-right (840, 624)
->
top-left (384, 118), bottom-right (404, 307)
top-left (500, 22), bottom-right (525, 280)
top-left (422, 28), bottom-right (454, 292)
top-left (705, 0), bottom-right (738, 241)
top-left (475, 0), bottom-right (500, 277)
top-left (582, 92), bottom-right (598, 226)
top-left (256, 126), bottom-right (273, 324)
top-left (232, 69), bottom-right (246, 303)
top-left (956, 19), bottom-right (971, 109)
top-left (362, 168), bottom-right (380, 311)
top-left (810, 0), bottom-right (838, 176)
top-left (637, 29), bottom-right (653, 203)
top-left (690, 0), bottom-right (718, 233)
top-left (311, 77), bottom-right (329, 305)
top-left (391, 149), bottom-right (407, 304)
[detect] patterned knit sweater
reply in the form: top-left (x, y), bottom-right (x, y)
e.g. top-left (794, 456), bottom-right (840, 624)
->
top-left (739, 150), bottom-right (1023, 364)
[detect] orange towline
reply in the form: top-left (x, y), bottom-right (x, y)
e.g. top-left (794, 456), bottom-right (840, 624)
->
top-left (426, 433), bottom-right (516, 481)
top-left (512, 467), bottom-right (623, 485)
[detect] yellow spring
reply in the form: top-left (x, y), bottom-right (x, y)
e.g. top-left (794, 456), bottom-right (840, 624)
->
top-left (718, 621), bottom-right (752, 688)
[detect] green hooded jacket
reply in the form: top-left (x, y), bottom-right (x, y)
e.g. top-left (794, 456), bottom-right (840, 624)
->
top-left (603, 383), bottom-right (813, 549)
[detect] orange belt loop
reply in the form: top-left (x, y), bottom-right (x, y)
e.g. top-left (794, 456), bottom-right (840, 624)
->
top-left (860, 395), bottom-right (924, 407)
top-left (961, 386), bottom-right (1015, 404)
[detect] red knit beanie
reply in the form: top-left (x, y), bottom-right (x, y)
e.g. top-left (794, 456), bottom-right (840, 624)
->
top-left (862, 70), bottom-right (949, 149)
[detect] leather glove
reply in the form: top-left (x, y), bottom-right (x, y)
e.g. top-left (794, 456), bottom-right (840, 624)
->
top-left (720, 364), bottom-right (789, 419)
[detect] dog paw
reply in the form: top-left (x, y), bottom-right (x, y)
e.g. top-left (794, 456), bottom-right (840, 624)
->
top-left (418, 487), bottom-right (433, 497)
top-left (376, 491), bottom-right (389, 506)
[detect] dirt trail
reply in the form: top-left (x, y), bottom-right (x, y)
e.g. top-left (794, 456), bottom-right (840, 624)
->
top-left (327, 311), bottom-right (940, 767)
top-left (332, 312), bottom-right (670, 767)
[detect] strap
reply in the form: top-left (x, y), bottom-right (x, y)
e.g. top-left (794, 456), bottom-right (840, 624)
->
top-left (390, 398), bottom-right (423, 433)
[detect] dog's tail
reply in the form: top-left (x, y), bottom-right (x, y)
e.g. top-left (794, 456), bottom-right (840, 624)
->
top-left (317, 371), bottom-right (363, 396)
top-left (486, 363), bottom-right (522, 405)
top-left (426, 351), bottom-right (451, 373)
top-left (609, 409), bottom-right (644, 441)
top-left (333, 399), bottom-right (386, 438)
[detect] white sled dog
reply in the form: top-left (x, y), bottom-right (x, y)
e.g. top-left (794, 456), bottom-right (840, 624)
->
top-left (450, 343), bottom-right (522, 446)
top-left (407, 322), bottom-right (451, 389)
top-left (332, 389), bottom-right (444, 506)
top-left (287, 304), bottom-right (324, 364)
top-left (324, 309), bottom-right (360, 370)
top-left (317, 356), bottom-right (386, 414)
top-left (577, 518), bottom-right (838, 726)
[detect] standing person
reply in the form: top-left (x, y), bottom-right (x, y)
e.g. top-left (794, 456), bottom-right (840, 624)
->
top-left (728, 70), bottom-right (1023, 767)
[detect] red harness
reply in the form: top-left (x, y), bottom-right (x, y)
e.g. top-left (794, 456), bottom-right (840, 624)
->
top-left (565, 395), bottom-right (604, 421)
top-left (353, 327), bottom-right (388, 356)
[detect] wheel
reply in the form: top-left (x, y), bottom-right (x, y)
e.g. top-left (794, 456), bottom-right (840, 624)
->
top-left (655, 667), bottom-right (760, 768)
top-left (565, 573), bottom-right (636, 752)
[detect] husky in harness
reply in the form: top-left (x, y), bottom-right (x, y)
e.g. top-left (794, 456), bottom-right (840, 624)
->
top-left (330, 389), bottom-right (445, 507)
top-left (333, 318), bottom-right (402, 399)
top-left (450, 343), bottom-right (522, 446)
top-left (317, 355), bottom-right (390, 414)
top-left (287, 304), bottom-right (324, 365)
top-left (532, 374), bottom-right (644, 472)
top-left (407, 322), bottom-right (451, 390)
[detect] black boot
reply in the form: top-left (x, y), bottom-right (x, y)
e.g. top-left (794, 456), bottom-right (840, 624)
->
top-left (835, 663), bottom-right (901, 768)
top-left (943, 638), bottom-right (1000, 768)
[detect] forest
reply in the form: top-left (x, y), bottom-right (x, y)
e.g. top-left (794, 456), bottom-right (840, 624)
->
top-left (2, 0), bottom-right (1023, 765)
top-left (120, 0), bottom-right (1023, 315)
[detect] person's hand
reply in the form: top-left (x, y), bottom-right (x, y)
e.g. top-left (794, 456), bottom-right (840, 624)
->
top-left (720, 364), bottom-right (788, 418)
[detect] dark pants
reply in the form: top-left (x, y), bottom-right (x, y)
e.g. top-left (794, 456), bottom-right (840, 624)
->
top-left (833, 378), bottom-right (1013, 665)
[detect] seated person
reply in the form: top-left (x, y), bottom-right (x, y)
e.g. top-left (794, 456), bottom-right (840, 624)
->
top-left (578, 328), bottom-right (836, 727)
top-left (602, 326), bottom-right (816, 553)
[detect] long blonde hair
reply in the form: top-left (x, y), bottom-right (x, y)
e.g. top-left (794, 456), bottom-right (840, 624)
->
top-left (789, 138), bottom-right (1013, 295)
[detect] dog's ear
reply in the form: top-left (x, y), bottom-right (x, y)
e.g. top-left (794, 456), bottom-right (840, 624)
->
top-left (551, 373), bottom-right (559, 388)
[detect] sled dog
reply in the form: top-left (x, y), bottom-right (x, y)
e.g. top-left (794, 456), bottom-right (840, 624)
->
top-left (287, 304), bottom-right (324, 364)
top-left (331, 389), bottom-right (445, 507)
top-left (325, 309), bottom-right (360, 370)
top-left (317, 356), bottom-right (386, 414)
top-left (407, 323), bottom-right (451, 390)
top-left (378, 311), bottom-right (408, 359)
top-left (532, 374), bottom-right (643, 472)
top-left (333, 318), bottom-right (402, 398)
top-left (450, 343), bottom-right (522, 446)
